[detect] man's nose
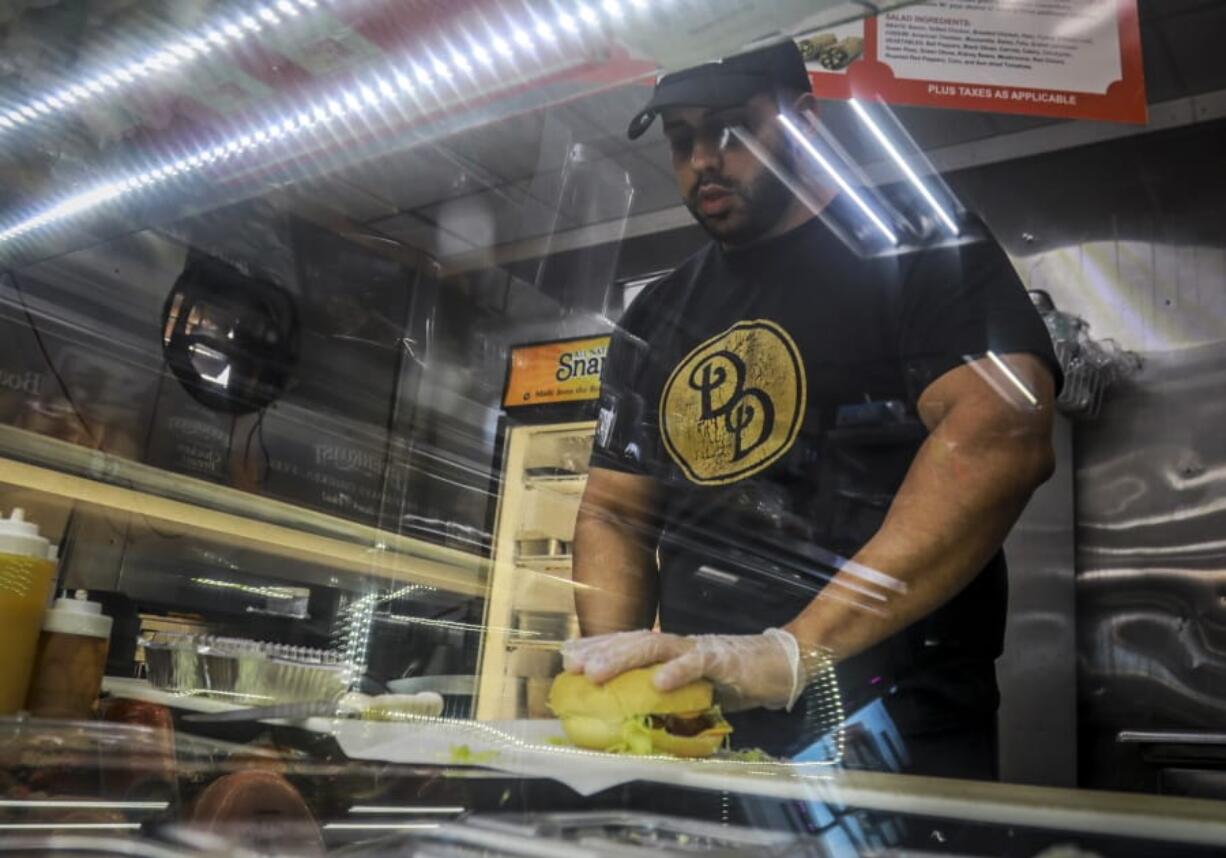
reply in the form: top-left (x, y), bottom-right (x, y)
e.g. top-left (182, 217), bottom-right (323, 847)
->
top-left (690, 134), bottom-right (723, 171)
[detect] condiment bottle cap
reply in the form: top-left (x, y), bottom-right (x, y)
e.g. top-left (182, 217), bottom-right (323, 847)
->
top-left (0, 508), bottom-right (53, 560)
top-left (43, 590), bottom-right (112, 639)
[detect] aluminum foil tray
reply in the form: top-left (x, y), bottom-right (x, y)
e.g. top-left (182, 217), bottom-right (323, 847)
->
top-left (198, 636), bottom-right (347, 703)
top-left (140, 631), bottom-right (204, 693)
top-left (142, 634), bottom-right (346, 703)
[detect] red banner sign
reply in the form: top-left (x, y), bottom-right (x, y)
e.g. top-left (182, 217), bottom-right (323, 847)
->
top-left (801, 0), bottom-right (1146, 124)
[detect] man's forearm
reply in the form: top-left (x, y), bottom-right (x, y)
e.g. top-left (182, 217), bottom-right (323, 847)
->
top-left (573, 508), bottom-right (658, 636)
top-left (784, 407), bottom-right (1053, 662)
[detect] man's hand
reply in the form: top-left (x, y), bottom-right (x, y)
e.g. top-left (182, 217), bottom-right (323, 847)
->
top-left (561, 628), bottom-right (803, 712)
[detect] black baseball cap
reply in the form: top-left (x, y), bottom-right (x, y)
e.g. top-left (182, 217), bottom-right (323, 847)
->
top-left (626, 40), bottom-right (811, 140)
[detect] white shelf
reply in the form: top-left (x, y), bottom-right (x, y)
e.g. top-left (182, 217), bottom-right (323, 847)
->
top-left (522, 475), bottom-right (587, 494)
top-left (0, 423), bottom-right (487, 596)
top-left (515, 555), bottom-right (573, 573)
top-left (505, 638), bottom-right (563, 652)
top-left (102, 677), bottom-right (341, 737)
top-left (103, 677), bottom-right (247, 714)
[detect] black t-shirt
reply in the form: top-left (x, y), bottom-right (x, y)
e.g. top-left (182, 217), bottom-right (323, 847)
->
top-left (590, 208), bottom-right (1060, 755)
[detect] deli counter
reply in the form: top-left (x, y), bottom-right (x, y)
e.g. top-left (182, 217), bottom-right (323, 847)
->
top-left (3, 0), bottom-right (1226, 855)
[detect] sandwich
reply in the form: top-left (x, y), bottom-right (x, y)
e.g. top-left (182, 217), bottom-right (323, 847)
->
top-left (547, 665), bottom-right (732, 757)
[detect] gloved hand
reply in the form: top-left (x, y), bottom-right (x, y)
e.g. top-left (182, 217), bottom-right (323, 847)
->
top-left (561, 628), bottom-right (803, 712)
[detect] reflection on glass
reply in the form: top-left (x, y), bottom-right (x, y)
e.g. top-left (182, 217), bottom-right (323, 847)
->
top-left (0, 0), bottom-right (1223, 853)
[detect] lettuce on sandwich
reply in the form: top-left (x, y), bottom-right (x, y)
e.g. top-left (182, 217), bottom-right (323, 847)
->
top-left (547, 665), bottom-right (732, 758)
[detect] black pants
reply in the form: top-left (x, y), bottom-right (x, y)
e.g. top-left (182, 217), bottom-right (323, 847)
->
top-left (895, 721), bottom-right (998, 781)
top-left (833, 716), bottom-right (998, 781)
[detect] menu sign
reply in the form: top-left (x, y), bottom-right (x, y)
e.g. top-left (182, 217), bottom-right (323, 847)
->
top-left (802, 0), bottom-right (1146, 124)
top-left (503, 336), bottom-right (610, 409)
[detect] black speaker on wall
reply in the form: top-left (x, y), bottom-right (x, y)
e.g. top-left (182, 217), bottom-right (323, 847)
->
top-left (161, 253), bottom-right (300, 415)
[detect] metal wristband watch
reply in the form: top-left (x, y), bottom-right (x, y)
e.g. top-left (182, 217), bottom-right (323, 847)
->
top-left (767, 628), bottom-right (837, 711)
top-left (797, 640), bottom-right (836, 688)
top-left (764, 628), bottom-right (834, 711)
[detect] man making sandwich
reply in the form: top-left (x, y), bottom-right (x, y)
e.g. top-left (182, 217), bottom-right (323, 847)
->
top-left (561, 41), bottom-right (1061, 779)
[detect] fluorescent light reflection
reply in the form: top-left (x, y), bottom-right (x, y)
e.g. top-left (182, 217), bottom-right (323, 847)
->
top-left (191, 576), bottom-right (300, 600)
top-left (986, 350), bottom-right (1039, 407)
top-left (777, 114), bottom-right (898, 246)
top-left (0, 800), bottom-right (167, 810)
top-left (0, 0), bottom-right (332, 135)
top-left (324, 822), bottom-right (442, 831)
top-left (848, 98), bottom-right (959, 236)
top-left (0, 823), bottom-right (142, 831)
top-left (349, 805), bottom-right (466, 814)
top-left (0, 0), bottom-right (654, 246)
top-left (376, 613), bottom-right (540, 638)
top-left (577, 4), bottom-right (600, 26)
top-left (729, 126), bottom-right (827, 221)
top-left (962, 352), bottom-right (1040, 410)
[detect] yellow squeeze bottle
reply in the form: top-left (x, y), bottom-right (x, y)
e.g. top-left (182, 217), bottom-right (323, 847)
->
top-left (0, 508), bottom-right (57, 714)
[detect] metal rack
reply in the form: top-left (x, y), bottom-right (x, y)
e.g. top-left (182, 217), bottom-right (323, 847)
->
top-left (1030, 291), bottom-right (1143, 420)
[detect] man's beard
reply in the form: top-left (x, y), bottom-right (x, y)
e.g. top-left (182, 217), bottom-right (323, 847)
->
top-left (684, 163), bottom-right (796, 246)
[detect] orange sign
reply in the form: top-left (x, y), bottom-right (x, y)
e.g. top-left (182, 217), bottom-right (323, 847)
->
top-left (503, 336), bottom-right (610, 408)
top-left (802, 0), bottom-right (1146, 124)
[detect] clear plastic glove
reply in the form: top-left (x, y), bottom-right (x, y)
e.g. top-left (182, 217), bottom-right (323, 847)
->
top-left (561, 628), bottom-right (802, 712)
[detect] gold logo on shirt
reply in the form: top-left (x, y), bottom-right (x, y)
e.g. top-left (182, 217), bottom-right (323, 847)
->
top-left (660, 319), bottom-right (806, 485)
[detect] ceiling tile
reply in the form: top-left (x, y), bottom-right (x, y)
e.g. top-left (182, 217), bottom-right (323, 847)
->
top-left (624, 151), bottom-right (681, 219)
top-left (437, 111), bottom-right (549, 184)
top-left (371, 210), bottom-right (475, 258)
top-left (539, 103), bottom-right (633, 160)
top-left (496, 143), bottom-right (674, 226)
top-left (415, 182), bottom-right (554, 251)
top-left (334, 146), bottom-right (475, 212)
top-left (572, 83), bottom-right (655, 139)
top-left (293, 176), bottom-right (400, 222)
top-left (633, 137), bottom-right (672, 174)
top-left (1147, 5), bottom-right (1226, 102)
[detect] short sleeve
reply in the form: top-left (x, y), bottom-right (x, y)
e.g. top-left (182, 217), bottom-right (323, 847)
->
top-left (898, 224), bottom-right (1062, 402)
top-left (590, 317), bottom-right (663, 476)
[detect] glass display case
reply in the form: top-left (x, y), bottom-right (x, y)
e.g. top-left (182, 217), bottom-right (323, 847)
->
top-left (2, 0), bottom-right (1226, 855)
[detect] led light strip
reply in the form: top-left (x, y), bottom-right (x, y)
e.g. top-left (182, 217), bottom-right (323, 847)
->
top-left (0, 823), bottom-right (143, 831)
top-left (377, 612), bottom-right (541, 637)
top-left (349, 805), bottom-right (466, 814)
top-left (778, 113), bottom-right (898, 246)
top-left (0, 0), bottom-right (327, 135)
top-left (0, 800), bottom-right (168, 810)
top-left (324, 822), bottom-right (441, 830)
top-left (192, 576), bottom-right (302, 599)
top-left (0, 0), bottom-right (653, 246)
top-left (848, 98), bottom-right (959, 236)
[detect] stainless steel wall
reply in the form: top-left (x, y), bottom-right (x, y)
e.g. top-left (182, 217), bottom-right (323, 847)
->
top-left (998, 416), bottom-right (1077, 787)
top-left (1074, 344), bottom-right (1226, 790)
top-left (965, 116), bottom-right (1226, 791)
